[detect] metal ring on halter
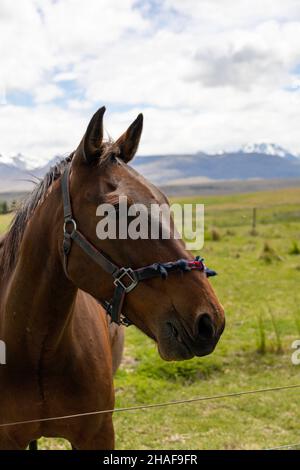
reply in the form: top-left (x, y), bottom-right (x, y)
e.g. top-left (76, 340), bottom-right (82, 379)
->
top-left (63, 218), bottom-right (77, 238)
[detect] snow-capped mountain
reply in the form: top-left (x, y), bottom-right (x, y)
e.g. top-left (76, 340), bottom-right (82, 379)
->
top-left (0, 153), bottom-right (58, 170)
top-left (0, 154), bottom-right (62, 192)
top-left (241, 143), bottom-right (297, 159)
top-left (9, 153), bottom-right (29, 170)
top-left (1, 144), bottom-right (300, 192)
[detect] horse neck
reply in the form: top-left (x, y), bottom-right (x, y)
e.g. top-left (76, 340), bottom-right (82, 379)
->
top-left (3, 181), bottom-right (77, 361)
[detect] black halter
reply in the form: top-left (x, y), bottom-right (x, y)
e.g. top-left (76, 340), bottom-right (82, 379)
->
top-left (61, 165), bottom-right (216, 326)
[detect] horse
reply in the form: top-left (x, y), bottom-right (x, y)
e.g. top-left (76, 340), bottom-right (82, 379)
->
top-left (0, 107), bottom-right (225, 449)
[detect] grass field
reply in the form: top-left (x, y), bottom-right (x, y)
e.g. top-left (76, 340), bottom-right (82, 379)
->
top-left (1, 187), bottom-right (300, 450)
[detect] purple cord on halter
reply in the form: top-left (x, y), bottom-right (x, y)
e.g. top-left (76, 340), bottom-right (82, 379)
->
top-left (143, 257), bottom-right (217, 280)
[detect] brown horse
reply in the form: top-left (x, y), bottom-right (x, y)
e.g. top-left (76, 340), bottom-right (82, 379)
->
top-left (0, 107), bottom-right (225, 450)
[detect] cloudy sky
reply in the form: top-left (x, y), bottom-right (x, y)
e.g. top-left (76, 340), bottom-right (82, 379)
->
top-left (1, 0), bottom-right (300, 166)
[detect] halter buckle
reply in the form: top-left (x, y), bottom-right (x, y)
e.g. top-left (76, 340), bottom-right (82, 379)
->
top-left (63, 218), bottom-right (77, 238)
top-left (114, 268), bottom-right (138, 293)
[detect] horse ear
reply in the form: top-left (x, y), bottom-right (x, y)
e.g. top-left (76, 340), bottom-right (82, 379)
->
top-left (80, 106), bottom-right (106, 164)
top-left (116, 113), bottom-right (143, 163)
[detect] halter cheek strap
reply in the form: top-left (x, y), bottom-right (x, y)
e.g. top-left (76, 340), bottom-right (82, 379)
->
top-left (61, 165), bottom-right (217, 326)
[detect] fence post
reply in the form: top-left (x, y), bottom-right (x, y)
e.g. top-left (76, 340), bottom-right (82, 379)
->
top-left (252, 207), bottom-right (257, 231)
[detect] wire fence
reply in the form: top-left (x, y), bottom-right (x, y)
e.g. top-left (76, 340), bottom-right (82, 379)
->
top-left (266, 443), bottom-right (300, 450)
top-left (1, 382), bottom-right (300, 435)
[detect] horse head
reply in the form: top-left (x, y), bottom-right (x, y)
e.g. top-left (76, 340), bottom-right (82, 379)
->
top-left (63, 107), bottom-right (225, 361)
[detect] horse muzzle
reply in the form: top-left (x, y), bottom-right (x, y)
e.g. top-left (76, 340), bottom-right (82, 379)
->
top-left (157, 312), bottom-right (224, 361)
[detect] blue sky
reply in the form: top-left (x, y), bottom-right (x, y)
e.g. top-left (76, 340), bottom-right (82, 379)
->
top-left (1, 0), bottom-right (300, 166)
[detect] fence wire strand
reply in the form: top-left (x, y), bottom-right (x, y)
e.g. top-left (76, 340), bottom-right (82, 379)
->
top-left (0, 383), bottom-right (299, 428)
top-left (266, 442), bottom-right (300, 450)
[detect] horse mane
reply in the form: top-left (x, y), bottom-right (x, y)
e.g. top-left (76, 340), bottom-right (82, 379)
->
top-left (0, 153), bottom-right (74, 276)
top-left (0, 138), bottom-right (118, 276)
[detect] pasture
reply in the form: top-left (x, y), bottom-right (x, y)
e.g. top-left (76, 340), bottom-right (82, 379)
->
top-left (1, 186), bottom-right (300, 450)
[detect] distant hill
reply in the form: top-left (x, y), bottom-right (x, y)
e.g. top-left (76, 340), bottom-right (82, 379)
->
top-left (133, 144), bottom-right (300, 185)
top-left (1, 143), bottom-right (300, 192)
top-left (0, 155), bottom-right (62, 192)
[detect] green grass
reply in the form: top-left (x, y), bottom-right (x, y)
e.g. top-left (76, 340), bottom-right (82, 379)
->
top-left (0, 213), bottom-right (12, 234)
top-left (1, 186), bottom-right (300, 450)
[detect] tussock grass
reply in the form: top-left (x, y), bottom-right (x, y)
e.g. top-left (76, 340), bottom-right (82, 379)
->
top-left (256, 313), bottom-right (266, 355)
top-left (225, 229), bottom-right (236, 236)
top-left (268, 308), bottom-right (283, 354)
top-left (289, 241), bottom-right (300, 255)
top-left (211, 228), bottom-right (221, 241)
top-left (293, 308), bottom-right (300, 337)
top-left (249, 228), bottom-right (259, 236)
top-left (259, 241), bottom-right (283, 264)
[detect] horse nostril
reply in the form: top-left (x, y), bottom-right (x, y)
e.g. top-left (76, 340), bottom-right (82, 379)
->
top-left (197, 314), bottom-right (215, 341)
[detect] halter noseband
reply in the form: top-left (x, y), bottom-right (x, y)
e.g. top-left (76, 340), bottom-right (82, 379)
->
top-left (61, 165), bottom-right (216, 326)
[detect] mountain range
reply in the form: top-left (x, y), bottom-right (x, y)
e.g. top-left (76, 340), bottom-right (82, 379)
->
top-left (1, 143), bottom-right (300, 193)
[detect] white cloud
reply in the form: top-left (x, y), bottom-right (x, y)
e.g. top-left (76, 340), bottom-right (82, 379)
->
top-left (1, 0), bottom-right (300, 165)
top-left (34, 84), bottom-right (64, 103)
top-left (0, 104), bottom-right (85, 166)
top-left (165, 0), bottom-right (300, 29)
top-left (0, 0), bottom-right (52, 92)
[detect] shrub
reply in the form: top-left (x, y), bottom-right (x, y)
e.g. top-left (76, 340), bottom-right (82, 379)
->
top-left (0, 201), bottom-right (8, 214)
